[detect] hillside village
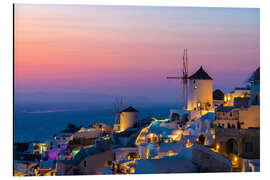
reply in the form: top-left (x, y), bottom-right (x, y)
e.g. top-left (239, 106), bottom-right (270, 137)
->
top-left (14, 66), bottom-right (260, 176)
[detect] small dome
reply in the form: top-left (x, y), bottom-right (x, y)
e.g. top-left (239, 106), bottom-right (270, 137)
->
top-left (213, 89), bottom-right (224, 100)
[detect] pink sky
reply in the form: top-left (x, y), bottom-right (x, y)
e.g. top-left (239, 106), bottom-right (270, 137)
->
top-left (14, 4), bottom-right (260, 102)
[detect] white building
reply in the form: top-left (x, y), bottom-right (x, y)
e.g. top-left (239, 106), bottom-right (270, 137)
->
top-left (224, 87), bottom-right (251, 107)
top-left (187, 66), bottom-right (213, 112)
top-left (120, 106), bottom-right (140, 132)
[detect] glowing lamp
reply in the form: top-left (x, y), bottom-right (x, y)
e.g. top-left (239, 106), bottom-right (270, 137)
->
top-left (129, 167), bottom-right (135, 174)
top-left (186, 139), bottom-right (192, 148)
top-left (216, 144), bottom-right (220, 150)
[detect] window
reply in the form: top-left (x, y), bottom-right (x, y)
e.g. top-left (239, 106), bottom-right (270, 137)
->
top-left (84, 161), bottom-right (87, 167)
top-left (227, 123), bottom-right (231, 128)
top-left (194, 85), bottom-right (197, 89)
top-left (205, 122), bottom-right (208, 129)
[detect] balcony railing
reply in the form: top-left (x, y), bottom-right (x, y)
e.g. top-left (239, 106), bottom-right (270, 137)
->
top-left (215, 117), bottom-right (239, 120)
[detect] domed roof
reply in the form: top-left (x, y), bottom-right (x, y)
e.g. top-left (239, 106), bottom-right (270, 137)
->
top-left (189, 66), bottom-right (212, 80)
top-left (213, 89), bottom-right (224, 100)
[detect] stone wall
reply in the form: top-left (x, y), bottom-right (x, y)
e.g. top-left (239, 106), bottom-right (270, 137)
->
top-left (192, 143), bottom-right (232, 172)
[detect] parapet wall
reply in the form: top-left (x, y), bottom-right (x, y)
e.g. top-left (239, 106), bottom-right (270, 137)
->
top-left (192, 143), bottom-right (232, 172)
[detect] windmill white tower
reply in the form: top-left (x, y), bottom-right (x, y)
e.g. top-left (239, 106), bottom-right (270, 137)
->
top-left (187, 66), bottom-right (213, 112)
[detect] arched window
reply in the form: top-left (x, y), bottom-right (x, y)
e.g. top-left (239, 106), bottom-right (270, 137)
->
top-left (84, 161), bottom-right (87, 167)
top-left (227, 123), bottom-right (231, 128)
top-left (232, 124), bottom-right (235, 128)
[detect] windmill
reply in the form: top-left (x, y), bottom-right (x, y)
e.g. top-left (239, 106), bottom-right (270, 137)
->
top-left (110, 96), bottom-right (123, 125)
top-left (166, 49), bottom-right (189, 110)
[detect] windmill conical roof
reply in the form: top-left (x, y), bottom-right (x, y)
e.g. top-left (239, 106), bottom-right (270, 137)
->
top-left (189, 66), bottom-right (212, 80)
top-left (121, 106), bottom-right (139, 112)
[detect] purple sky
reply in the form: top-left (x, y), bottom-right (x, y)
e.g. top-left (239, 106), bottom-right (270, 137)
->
top-left (15, 4), bottom-right (260, 103)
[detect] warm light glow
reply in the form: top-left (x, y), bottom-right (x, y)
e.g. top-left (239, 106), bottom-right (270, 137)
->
top-left (167, 151), bottom-right (177, 157)
top-left (129, 167), bottom-right (135, 174)
top-left (201, 110), bottom-right (213, 115)
top-left (216, 144), bottom-right (220, 151)
top-left (135, 118), bottom-right (169, 145)
top-left (186, 139), bottom-right (193, 148)
top-left (224, 96), bottom-right (227, 102)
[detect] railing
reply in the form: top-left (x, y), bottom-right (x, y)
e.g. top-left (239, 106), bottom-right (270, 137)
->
top-left (215, 117), bottom-right (239, 120)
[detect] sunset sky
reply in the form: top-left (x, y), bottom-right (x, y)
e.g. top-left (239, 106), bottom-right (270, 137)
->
top-left (14, 4), bottom-right (260, 103)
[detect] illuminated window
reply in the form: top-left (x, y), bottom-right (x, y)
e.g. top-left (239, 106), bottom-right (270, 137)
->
top-left (194, 85), bottom-right (197, 89)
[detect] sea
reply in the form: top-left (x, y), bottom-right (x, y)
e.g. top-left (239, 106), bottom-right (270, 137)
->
top-left (14, 101), bottom-right (181, 143)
